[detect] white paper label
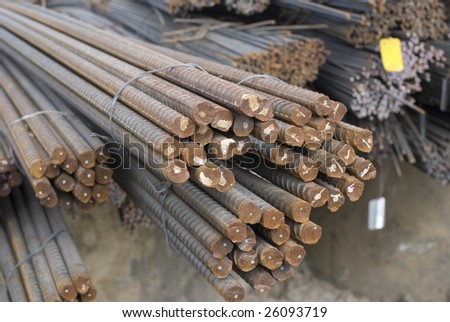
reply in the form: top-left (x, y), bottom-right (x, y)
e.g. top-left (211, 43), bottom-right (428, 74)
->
top-left (368, 197), bottom-right (386, 231)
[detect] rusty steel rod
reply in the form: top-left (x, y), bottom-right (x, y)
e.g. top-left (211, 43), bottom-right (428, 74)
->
top-left (22, 184), bottom-right (77, 301)
top-left (270, 264), bottom-right (296, 282)
top-left (116, 156), bottom-right (234, 259)
top-left (278, 239), bottom-right (306, 267)
top-left (255, 236), bottom-right (285, 270)
top-left (231, 165), bottom-right (311, 223)
top-left (0, 184), bottom-right (96, 302)
top-left (200, 183), bottom-right (262, 226)
top-left (231, 248), bottom-right (258, 273)
top-left (236, 225), bottom-right (257, 252)
top-left (246, 160), bottom-right (329, 208)
top-left (287, 219), bottom-right (323, 245)
top-left (2, 58), bottom-right (96, 169)
top-left (114, 172), bottom-right (234, 279)
top-left (0, 219), bottom-right (28, 302)
top-left (0, 195), bottom-right (43, 302)
top-left (235, 266), bottom-right (275, 295)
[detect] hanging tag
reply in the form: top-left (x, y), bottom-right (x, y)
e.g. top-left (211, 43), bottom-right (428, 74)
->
top-left (379, 38), bottom-right (404, 72)
top-left (368, 197), bottom-right (386, 230)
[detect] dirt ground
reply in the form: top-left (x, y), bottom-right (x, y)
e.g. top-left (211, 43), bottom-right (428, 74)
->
top-left (65, 163), bottom-right (449, 302)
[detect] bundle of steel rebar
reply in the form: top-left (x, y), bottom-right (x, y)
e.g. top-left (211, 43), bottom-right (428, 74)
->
top-left (274, 0), bottom-right (449, 47)
top-left (0, 2), bottom-right (376, 301)
top-left (272, 0), bottom-right (448, 180)
top-left (112, 142), bottom-right (376, 301)
top-left (371, 110), bottom-right (450, 183)
top-left (311, 33), bottom-right (445, 121)
top-left (0, 61), bottom-right (112, 210)
top-left (418, 25), bottom-right (450, 113)
top-left (0, 184), bottom-right (96, 302)
top-left (93, 0), bottom-right (327, 87)
top-left (0, 135), bottom-right (22, 197)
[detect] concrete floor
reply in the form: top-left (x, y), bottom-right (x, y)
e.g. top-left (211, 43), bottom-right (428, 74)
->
top-left (65, 163), bottom-right (449, 302)
top-left (307, 162), bottom-right (450, 301)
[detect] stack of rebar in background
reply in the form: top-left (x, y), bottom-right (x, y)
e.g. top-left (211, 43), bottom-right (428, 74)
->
top-left (274, 0), bottom-right (449, 47)
top-left (108, 180), bottom-right (153, 232)
top-left (412, 112), bottom-right (450, 185)
top-left (0, 2), bottom-right (377, 301)
top-left (222, 0), bottom-right (270, 15)
top-left (418, 23), bottom-right (450, 113)
top-left (45, 0), bottom-right (133, 35)
top-left (273, 0), bottom-right (447, 119)
top-left (274, 0), bottom-right (450, 182)
top-left (144, 0), bottom-right (270, 16)
top-left (90, 0), bottom-right (327, 87)
top-left (146, 0), bottom-right (219, 15)
top-left (0, 184), bottom-right (96, 302)
top-left (0, 135), bottom-right (22, 197)
top-left (0, 60), bottom-right (113, 210)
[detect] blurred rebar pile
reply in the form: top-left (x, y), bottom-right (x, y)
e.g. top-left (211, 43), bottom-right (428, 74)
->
top-left (145, 0), bottom-right (270, 16)
top-left (146, 0), bottom-right (219, 15)
top-left (413, 113), bottom-right (450, 185)
top-left (108, 180), bottom-right (152, 232)
top-left (273, 0), bottom-right (446, 119)
top-left (275, 0), bottom-right (449, 47)
top-left (93, 0), bottom-right (327, 87)
top-left (0, 2), bottom-right (376, 301)
top-left (418, 23), bottom-right (450, 113)
top-left (274, 0), bottom-right (450, 181)
top-left (312, 34), bottom-right (445, 120)
top-left (45, 0), bottom-right (132, 34)
top-left (223, 0), bottom-right (270, 15)
top-left (0, 184), bottom-right (96, 302)
top-left (0, 135), bottom-right (22, 197)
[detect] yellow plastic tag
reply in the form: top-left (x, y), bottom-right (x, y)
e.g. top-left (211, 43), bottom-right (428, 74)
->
top-left (379, 38), bottom-right (404, 72)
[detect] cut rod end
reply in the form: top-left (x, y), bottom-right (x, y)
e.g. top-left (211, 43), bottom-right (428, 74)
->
top-left (220, 283), bottom-right (245, 302)
top-left (304, 183), bottom-right (329, 208)
top-left (194, 102), bottom-right (216, 125)
top-left (296, 221), bottom-right (322, 245)
top-left (162, 159), bottom-right (190, 184)
top-left (259, 208), bottom-right (284, 230)
top-left (288, 200), bottom-right (311, 224)
top-left (329, 101), bottom-right (347, 122)
top-left (212, 237), bottom-right (234, 259)
top-left (226, 222), bottom-right (247, 243)
top-left (237, 202), bottom-right (262, 225)
top-left (239, 93), bottom-right (261, 117)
